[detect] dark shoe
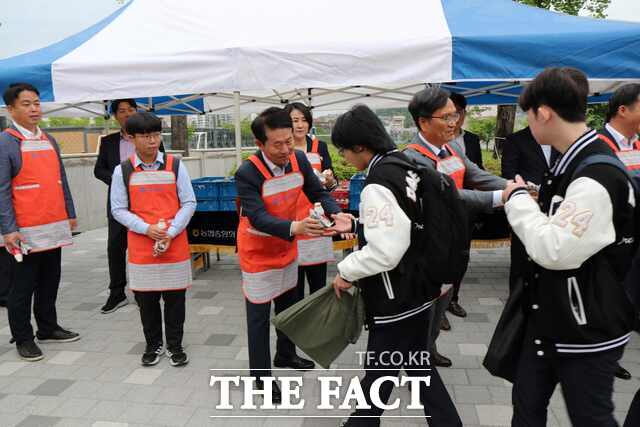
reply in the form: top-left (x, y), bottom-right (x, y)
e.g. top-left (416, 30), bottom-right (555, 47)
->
top-left (273, 354), bottom-right (315, 371)
top-left (256, 379), bottom-right (282, 404)
top-left (166, 347), bottom-right (189, 367)
top-left (141, 343), bottom-right (164, 366)
top-left (17, 340), bottom-right (44, 362)
top-left (447, 300), bottom-right (467, 318)
top-left (101, 292), bottom-right (128, 314)
top-left (440, 314), bottom-right (451, 331)
top-left (36, 328), bottom-right (80, 343)
top-left (616, 364), bottom-right (632, 380)
top-left (431, 351), bottom-right (452, 368)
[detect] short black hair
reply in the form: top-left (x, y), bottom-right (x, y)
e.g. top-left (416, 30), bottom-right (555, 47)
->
top-left (331, 104), bottom-right (396, 154)
top-left (284, 102), bottom-right (313, 129)
top-left (606, 83), bottom-right (640, 122)
top-left (3, 83), bottom-right (40, 106)
top-left (408, 87), bottom-right (451, 128)
top-left (519, 67), bottom-right (588, 123)
top-left (251, 107), bottom-right (293, 143)
top-left (125, 112), bottom-right (162, 135)
top-left (110, 99), bottom-right (138, 115)
top-left (449, 92), bottom-right (467, 111)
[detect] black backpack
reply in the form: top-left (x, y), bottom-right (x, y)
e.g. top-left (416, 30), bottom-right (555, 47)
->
top-left (571, 154), bottom-right (640, 311)
top-left (382, 156), bottom-right (470, 285)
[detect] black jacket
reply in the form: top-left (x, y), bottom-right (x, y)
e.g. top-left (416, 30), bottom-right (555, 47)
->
top-left (508, 135), bottom-right (636, 356)
top-left (502, 127), bottom-right (559, 184)
top-left (462, 130), bottom-right (483, 170)
top-left (355, 152), bottom-right (440, 328)
top-left (94, 131), bottom-right (164, 217)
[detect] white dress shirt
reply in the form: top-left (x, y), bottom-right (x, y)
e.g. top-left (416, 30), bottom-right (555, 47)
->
top-left (606, 123), bottom-right (639, 151)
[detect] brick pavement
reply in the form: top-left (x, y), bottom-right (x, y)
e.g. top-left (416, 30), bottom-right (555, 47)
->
top-left (0, 228), bottom-right (637, 426)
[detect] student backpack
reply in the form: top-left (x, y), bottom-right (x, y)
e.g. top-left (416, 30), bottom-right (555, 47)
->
top-left (381, 156), bottom-right (470, 285)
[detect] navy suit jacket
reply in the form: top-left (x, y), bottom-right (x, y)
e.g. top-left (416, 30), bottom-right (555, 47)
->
top-left (235, 149), bottom-right (340, 241)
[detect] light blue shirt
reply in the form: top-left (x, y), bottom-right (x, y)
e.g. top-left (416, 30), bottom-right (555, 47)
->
top-left (110, 151), bottom-right (196, 238)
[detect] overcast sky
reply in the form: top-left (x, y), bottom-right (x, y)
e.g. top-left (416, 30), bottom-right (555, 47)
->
top-left (1, 0), bottom-right (639, 59)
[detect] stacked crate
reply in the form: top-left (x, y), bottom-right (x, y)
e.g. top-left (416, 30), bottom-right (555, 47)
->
top-left (192, 177), bottom-right (238, 212)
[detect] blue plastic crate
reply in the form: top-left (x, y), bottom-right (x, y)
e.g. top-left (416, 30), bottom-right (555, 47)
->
top-left (192, 177), bottom-right (222, 200)
top-left (196, 199), bottom-right (220, 212)
top-left (219, 198), bottom-right (237, 212)
top-left (219, 178), bottom-right (237, 198)
top-left (348, 174), bottom-right (365, 211)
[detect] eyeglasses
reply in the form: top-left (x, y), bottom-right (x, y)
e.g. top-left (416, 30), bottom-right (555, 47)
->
top-left (428, 113), bottom-right (461, 124)
top-left (135, 132), bottom-right (162, 141)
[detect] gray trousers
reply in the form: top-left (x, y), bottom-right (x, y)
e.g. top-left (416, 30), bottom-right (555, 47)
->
top-left (428, 288), bottom-right (453, 354)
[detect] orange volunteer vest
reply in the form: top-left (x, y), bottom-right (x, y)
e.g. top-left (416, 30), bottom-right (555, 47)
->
top-left (126, 154), bottom-right (191, 292)
top-left (237, 153), bottom-right (303, 303)
top-left (295, 138), bottom-right (334, 266)
top-left (407, 142), bottom-right (466, 189)
top-left (4, 128), bottom-right (72, 252)
top-left (598, 133), bottom-right (640, 174)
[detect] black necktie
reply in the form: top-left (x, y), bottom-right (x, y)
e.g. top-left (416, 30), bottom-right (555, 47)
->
top-left (438, 148), bottom-right (449, 159)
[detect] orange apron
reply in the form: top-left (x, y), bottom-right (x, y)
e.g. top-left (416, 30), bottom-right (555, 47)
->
top-left (599, 134), bottom-right (640, 174)
top-left (407, 143), bottom-right (466, 189)
top-left (295, 138), bottom-right (334, 266)
top-left (237, 153), bottom-right (304, 303)
top-left (4, 128), bottom-right (72, 252)
top-left (127, 154), bottom-right (191, 292)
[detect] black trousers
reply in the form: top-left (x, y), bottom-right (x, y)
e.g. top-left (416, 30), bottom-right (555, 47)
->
top-left (347, 309), bottom-right (461, 427)
top-left (0, 249), bottom-right (13, 304)
top-left (134, 289), bottom-right (186, 350)
top-left (8, 248), bottom-right (62, 344)
top-left (296, 263), bottom-right (327, 300)
top-left (107, 216), bottom-right (128, 294)
top-left (245, 287), bottom-right (298, 379)
top-left (428, 289), bottom-right (453, 354)
top-left (624, 388), bottom-right (640, 427)
top-left (512, 326), bottom-right (623, 427)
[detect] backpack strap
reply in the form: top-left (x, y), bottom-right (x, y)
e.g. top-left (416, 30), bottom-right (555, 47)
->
top-left (121, 158), bottom-right (135, 210)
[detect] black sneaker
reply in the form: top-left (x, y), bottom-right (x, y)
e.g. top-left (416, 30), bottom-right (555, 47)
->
top-left (101, 292), bottom-right (128, 314)
top-left (166, 347), bottom-right (189, 367)
top-left (36, 328), bottom-right (80, 343)
top-left (17, 340), bottom-right (44, 362)
top-left (141, 344), bottom-right (164, 366)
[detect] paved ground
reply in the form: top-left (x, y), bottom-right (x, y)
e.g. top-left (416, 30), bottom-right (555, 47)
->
top-left (0, 228), bottom-right (637, 427)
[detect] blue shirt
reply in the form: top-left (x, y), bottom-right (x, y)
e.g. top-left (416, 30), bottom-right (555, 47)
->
top-left (110, 151), bottom-right (196, 238)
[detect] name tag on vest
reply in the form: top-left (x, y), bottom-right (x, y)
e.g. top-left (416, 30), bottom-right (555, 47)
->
top-left (437, 156), bottom-right (465, 175)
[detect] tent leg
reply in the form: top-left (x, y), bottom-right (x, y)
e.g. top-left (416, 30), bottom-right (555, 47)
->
top-left (234, 91), bottom-right (242, 174)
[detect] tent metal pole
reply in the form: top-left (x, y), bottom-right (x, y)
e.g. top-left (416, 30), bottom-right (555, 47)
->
top-left (234, 91), bottom-right (242, 173)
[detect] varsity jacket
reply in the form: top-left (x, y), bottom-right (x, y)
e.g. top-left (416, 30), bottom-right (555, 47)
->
top-left (505, 129), bottom-right (637, 357)
top-left (337, 151), bottom-right (440, 328)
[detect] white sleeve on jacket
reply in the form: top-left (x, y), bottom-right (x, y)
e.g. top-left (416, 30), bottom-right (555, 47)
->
top-left (505, 176), bottom-right (617, 270)
top-left (337, 184), bottom-right (411, 282)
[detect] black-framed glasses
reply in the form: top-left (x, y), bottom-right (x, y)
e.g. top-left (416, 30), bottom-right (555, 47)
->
top-left (428, 112), bottom-right (461, 124)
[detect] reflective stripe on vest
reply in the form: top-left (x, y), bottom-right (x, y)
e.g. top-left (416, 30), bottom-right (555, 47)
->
top-left (4, 128), bottom-right (72, 252)
top-left (127, 154), bottom-right (191, 291)
top-left (407, 143), bottom-right (466, 189)
top-left (599, 134), bottom-right (640, 173)
top-left (237, 153), bottom-right (303, 303)
top-left (295, 138), bottom-right (334, 265)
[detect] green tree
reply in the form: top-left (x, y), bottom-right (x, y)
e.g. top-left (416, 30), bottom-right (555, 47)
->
top-left (516, 0), bottom-right (610, 18)
top-left (586, 103), bottom-right (608, 130)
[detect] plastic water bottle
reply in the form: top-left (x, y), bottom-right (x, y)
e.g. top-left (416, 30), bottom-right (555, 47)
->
top-left (153, 219), bottom-right (168, 256)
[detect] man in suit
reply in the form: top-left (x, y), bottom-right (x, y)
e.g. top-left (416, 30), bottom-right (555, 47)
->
top-left (450, 93), bottom-right (484, 169)
top-left (404, 87), bottom-right (507, 367)
top-left (94, 99), bottom-right (165, 314)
